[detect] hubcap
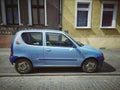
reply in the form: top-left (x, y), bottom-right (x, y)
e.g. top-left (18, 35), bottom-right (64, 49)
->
top-left (85, 62), bottom-right (96, 72)
top-left (17, 61), bottom-right (29, 72)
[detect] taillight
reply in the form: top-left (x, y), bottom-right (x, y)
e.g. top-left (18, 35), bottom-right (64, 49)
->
top-left (16, 41), bottom-right (20, 45)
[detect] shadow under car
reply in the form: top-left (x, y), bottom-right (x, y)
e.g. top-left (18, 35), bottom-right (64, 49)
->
top-left (31, 62), bottom-right (116, 74)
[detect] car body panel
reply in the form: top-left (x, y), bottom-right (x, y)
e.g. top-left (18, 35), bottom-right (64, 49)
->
top-left (9, 29), bottom-right (104, 68)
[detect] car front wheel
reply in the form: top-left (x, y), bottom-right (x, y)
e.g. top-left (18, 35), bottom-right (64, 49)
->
top-left (15, 59), bottom-right (33, 74)
top-left (82, 58), bottom-right (98, 73)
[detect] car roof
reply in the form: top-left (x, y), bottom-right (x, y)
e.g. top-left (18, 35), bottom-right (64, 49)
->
top-left (17, 29), bottom-right (64, 34)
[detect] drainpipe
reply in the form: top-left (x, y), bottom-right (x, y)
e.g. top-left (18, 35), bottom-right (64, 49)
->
top-left (59, 0), bottom-right (62, 30)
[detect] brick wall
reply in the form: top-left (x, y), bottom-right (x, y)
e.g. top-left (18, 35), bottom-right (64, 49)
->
top-left (0, 35), bottom-right (13, 48)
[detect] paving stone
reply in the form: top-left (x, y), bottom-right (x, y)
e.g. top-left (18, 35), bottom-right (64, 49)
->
top-left (0, 76), bottom-right (120, 90)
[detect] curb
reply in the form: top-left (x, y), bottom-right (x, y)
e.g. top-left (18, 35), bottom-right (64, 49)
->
top-left (0, 73), bottom-right (120, 77)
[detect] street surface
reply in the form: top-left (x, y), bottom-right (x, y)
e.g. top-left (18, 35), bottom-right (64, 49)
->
top-left (0, 76), bottom-right (120, 90)
top-left (0, 48), bottom-right (120, 90)
top-left (0, 48), bottom-right (120, 76)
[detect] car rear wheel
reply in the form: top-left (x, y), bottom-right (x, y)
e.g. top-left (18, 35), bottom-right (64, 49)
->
top-left (15, 59), bottom-right (33, 74)
top-left (82, 58), bottom-right (98, 73)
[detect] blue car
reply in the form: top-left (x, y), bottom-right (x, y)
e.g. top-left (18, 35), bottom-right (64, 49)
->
top-left (9, 30), bottom-right (104, 74)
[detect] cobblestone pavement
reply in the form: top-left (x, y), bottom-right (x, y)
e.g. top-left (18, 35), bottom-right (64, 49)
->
top-left (0, 76), bottom-right (120, 90)
top-left (0, 49), bottom-right (120, 90)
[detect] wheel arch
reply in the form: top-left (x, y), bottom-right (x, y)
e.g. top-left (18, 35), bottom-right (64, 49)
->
top-left (81, 57), bottom-right (99, 67)
top-left (81, 57), bottom-right (99, 73)
top-left (14, 57), bottom-right (33, 66)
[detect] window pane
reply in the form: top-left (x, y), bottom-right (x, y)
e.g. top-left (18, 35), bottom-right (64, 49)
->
top-left (102, 11), bottom-right (113, 26)
top-left (77, 11), bottom-right (88, 26)
top-left (46, 33), bottom-right (59, 41)
top-left (32, 0), bottom-right (45, 25)
top-left (6, 0), bottom-right (12, 5)
top-left (46, 33), bottom-right (60, 46)
top-left (13, 0), bottom-right (18, 5)
top-left (46, 33), bottom-right (73, 47)
top-left (6, 0), bottom-right (19, 25)
top-left (22, 32), bottom-right (42, 46)
top-left (32, 0), bottom-right (37, 5)
top-left (31, 32), bottom-right (42, 42)
top-left (7, 8), bottom-right (13, 24)
top-left (39, 0), bottom-right (44, 6)
top-left (77, 3), bottom-right (89, 8)
top-left (39, 9), bottom-right (44, 24)
top-left (13, 8), bottom-right (19, 24)
top-left (33, 9), bottom-right (38, 24)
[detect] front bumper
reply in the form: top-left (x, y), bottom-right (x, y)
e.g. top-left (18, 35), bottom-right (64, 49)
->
top-left (97, 54), bottom-right (104, 67)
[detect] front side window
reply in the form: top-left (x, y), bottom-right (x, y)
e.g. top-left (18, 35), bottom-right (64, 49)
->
top-left (75, 0), bottom-right (92, 28)
top-left (100, 1), bottom-right (117, 28)
top-left (22, 32), bottom-right (42, 46)
top-left (31, 0), bottom-right (45, 25)
top-left (46, 33), bottom-right (73, 47)
top-left (5, 0), bottom-right (19, 25)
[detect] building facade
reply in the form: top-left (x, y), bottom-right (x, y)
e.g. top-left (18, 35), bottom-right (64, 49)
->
top-left (0, 0), bottom-right (61, 47)
top-left (0, 0), bottom-right (120, 48)
top-left (62, 0), bottom-right (120, 49)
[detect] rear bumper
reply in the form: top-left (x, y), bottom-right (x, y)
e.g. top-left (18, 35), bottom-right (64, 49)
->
top-left (9, 56), bottom-right (18, 64)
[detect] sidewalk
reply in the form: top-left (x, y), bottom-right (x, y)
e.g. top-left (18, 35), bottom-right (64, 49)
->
top-left (0, 48), bottom-right (120, 76)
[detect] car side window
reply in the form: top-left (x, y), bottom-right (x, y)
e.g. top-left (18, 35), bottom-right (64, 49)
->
top-left (22, 32), bottom-right (42, 46)
top-left (46, 32), bottom-right (73, 47)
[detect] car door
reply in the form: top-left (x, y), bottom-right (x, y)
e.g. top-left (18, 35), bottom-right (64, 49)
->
top-left (44, 32), bottom-right (80, 66)
top-left (21, 32), bottom-right (44, 66)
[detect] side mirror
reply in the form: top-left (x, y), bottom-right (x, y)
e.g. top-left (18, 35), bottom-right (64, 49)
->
top-left (73, 45), bottom-right (77, 48)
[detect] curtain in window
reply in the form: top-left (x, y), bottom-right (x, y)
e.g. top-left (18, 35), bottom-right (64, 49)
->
top-left (7, 8), bottom-right (13, 24)
top-left (102, 11), bottom-right (113, 26)
top-left (77, 11), bottom-right (88, 27)
top-left (13, 8), bottom-right (19, 24)
top-left (32, 0), bottom-right (45, 25)
top-left (5, 0), bottom-right (19, 25)
top-left (102, 3), bottom-right (114, 27)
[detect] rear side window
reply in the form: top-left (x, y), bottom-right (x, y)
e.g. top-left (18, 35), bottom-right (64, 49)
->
top-left (22, 32), bottom-right (42, 46)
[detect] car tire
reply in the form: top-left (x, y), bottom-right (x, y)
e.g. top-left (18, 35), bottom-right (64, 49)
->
top-left (15, 59), bottom-right (33, 74)
top-left (82, 58), bottom-right (98, 73)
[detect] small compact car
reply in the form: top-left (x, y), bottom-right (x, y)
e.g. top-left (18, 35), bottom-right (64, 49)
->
top-left (9, 29), bottom-right (104, 74)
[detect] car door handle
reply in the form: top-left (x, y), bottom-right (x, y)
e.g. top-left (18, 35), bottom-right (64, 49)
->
top-left (46, 49), bottom-right (51, 52)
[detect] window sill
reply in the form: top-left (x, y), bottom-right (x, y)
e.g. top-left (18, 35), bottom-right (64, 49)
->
top-left (0, 24), bottom-right (21, 27)
top-left (100, 26), bottom-right (116, 29)
top-left (75, 26), bottom-right (91, 29)
top-left (28, 24), bottom-right (48, 27)
top-left (0, 23), bottom-right (23, 26)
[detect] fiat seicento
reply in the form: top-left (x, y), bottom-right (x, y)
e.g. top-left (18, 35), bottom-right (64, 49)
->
top-left (9, 29), bottom-right (104, 74)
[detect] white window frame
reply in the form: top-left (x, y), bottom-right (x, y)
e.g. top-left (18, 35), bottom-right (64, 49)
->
top-left (1, 0), bottom-right (21, 25)
top-left (28, 0), bottom-right (47, 26)
top-left (1, 0), bottom-right (6, 25)
top-left (75, 0), bottom-right (92, 29)
top-left (100, 1), bottom-right (118, 29)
